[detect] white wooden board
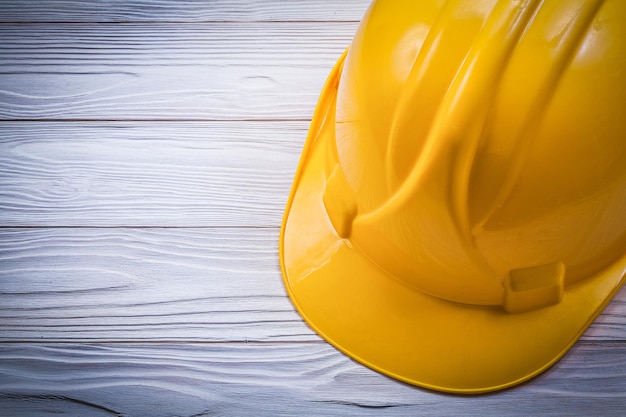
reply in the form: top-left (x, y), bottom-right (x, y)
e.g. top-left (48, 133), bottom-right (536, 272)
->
top-left (0, 23), bottom-right (355, 120)
top-left (0, 0), bottom-right (368, 23)
top-left (1, 342), bottom-right (625, 417)
top-left (0, 122), bottom-right (303, 226)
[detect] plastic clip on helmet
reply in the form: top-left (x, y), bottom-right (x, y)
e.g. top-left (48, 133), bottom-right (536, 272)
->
top-left (279, 0), bottom-right (626, 393)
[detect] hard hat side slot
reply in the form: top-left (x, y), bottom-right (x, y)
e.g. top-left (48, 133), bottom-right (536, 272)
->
top-left (503, 262), bottom-right (565, 313)
top-left (323, 165), bottom-right (358, 239)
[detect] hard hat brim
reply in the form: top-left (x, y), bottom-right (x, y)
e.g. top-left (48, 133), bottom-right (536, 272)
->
top-left (279, 50), bottom-right (626, 394)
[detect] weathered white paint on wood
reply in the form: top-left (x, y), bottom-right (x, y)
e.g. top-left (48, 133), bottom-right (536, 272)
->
top-left (0, 227), bottom-right (308, 342)
top-left (0, 23), bottom-right (356, 120)
top-left (0, 122), bottom-right (303, 226)
top-left (1, 227), bottom-right (624, 343)
top-left (0, 343), bottom-right (624, 417)
top-left (0, 0), bottom-right (370, 23)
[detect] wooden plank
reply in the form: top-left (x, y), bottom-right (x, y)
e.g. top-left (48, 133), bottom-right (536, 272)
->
top-left (0, 342), bottom-right (624, 416)
top-left (0, 228), bottom-right (624, 343)
top-left (0, 0), bottom-right (370, 23)
top-left (0, 121), bottom-right (303, 227)
top-left (0, 23), bottom-right (356, 120)
top-left (0, 227), bottom-right (308, 342)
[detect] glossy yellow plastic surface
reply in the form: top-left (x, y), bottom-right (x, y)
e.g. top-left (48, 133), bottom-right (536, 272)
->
top-left (280, 0), bottom-right (626, 393)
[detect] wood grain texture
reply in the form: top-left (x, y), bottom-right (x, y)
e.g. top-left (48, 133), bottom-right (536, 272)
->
top-left (0, 0), bottom-right (370, 23)
top-left (0, 342), bottom-right (625, 417)
top-left (0, 227), bottom-right (307, 342)
top-left (0, 23), bottom-right (356, 120)
top-left (0, 121), bottom-right (304, 226)
top-left (1, 227), bottom-right (624, 343)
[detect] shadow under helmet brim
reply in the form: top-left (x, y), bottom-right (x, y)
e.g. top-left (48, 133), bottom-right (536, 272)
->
top-left (279, 50), bottom-right (626, 394)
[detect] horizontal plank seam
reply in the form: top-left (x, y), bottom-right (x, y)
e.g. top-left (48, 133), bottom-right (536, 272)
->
top-left (0, 20), bottom-right (361, 24)
top-left (0, 225), bottom-right (282, 229)
top-left (0, 340), bottom-right (622, 346)
top-left (0, 394), bottom-right (123, 417)
top-left (0, 340), bottom-right (327, 345)
top-left (0, 339), bottom-right (626, 346)
top-left (0, 119), bottom-right (313, 123)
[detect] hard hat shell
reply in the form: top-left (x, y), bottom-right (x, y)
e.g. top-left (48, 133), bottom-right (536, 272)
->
top-left (280, 0), bottom-right (626, 393)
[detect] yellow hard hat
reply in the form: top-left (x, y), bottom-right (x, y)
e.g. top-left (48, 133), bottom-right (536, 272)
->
top-left (280, 0), bottom-right (626, 393)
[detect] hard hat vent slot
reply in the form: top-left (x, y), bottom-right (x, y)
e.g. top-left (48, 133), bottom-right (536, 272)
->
top-left (503, 262), bottom-right (565, 313)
